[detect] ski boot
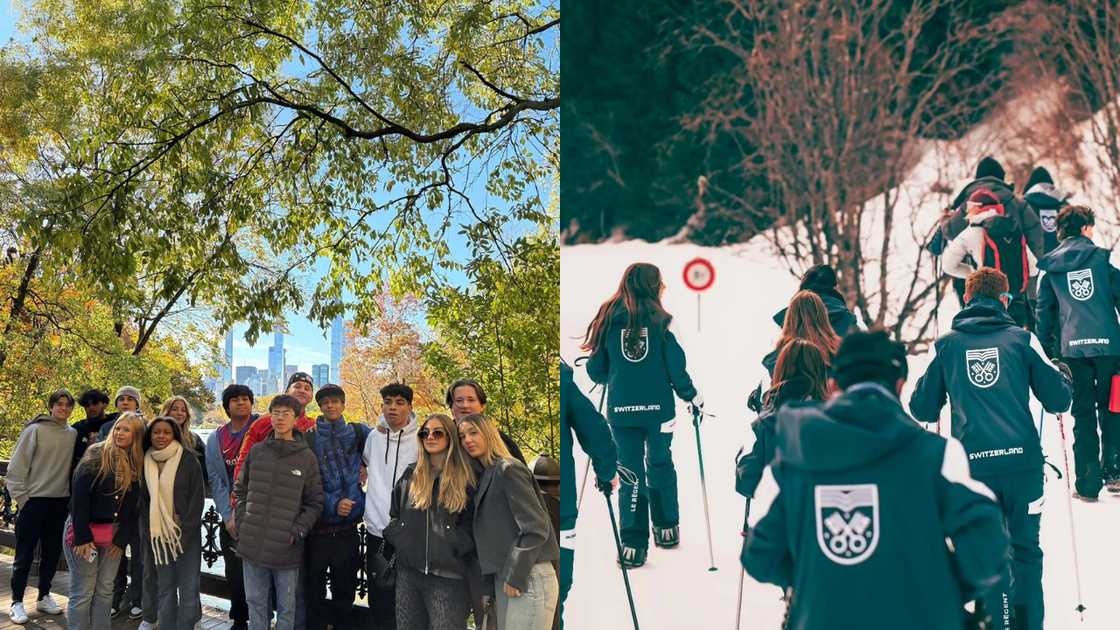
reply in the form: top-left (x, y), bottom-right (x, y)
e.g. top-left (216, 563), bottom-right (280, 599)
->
top-left (1107, 479), bottom-right (1120, 494)
top-left (618, 545), bottom-right (647, 568)
top-left (653, 525), bottom-right (679, 548)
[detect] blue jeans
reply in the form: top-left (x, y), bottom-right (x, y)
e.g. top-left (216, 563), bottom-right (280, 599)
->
top-left (244, 560), bottom-right (299, 630)
top-left (63, 519), bottom-right (123, 630)
top-left (154, 535), bottom-right (202, 630)
top-left (495, 563), bottom-right (559, 630)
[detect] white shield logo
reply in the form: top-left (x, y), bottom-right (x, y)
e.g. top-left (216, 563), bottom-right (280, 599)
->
top-left (1068, 269), bottom-right (1094, 301)
top-left (815, 484), bottom-right (879, 566)
top-left (1040, 209), bottom-right (1057, 233)
top-left (621, 327), bottom-right (649, 363)
top-left (965, 348), bottom-right (1000, 389)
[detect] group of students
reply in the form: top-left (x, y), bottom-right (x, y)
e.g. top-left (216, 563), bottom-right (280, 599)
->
top-left (563, 195), bottom-right (1120, 630)
top-left (6, 370), bottom-right (561, 630)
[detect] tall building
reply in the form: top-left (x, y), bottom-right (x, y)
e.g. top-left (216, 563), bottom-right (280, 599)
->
top-left (312, 363), bottom-right (330, 389)
top-left (268, 331), bottom-right (286, 394)
top-left (223, 331), bottom-right (234, 384)
top-left (284, 364), bottom-right (298, 389)
top-left (258, 369), bottom-right (274, 397)
top-left (330, 315), bottom-right (345, 383)
top-left (235, 365), bottom-right (258, 385)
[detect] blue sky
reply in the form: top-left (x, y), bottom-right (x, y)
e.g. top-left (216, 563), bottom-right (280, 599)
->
top-left (1, 3), bottom-right (552, 374)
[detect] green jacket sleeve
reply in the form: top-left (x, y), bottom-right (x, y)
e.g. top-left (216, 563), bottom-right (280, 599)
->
top-left (741, 464), bottom-right (793, 588)
top-left (664, 330), bottom-right (698, 401)
top-left (566, 375), bottom-right (617, 484)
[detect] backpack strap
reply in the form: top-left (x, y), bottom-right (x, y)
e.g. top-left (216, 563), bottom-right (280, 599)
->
top-left (982, 231), bottom-right (1000, 271)
top-left (1020, 236), bottom-right (1029, 291)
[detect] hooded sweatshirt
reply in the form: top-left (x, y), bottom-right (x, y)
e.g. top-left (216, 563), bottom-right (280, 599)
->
top-left (361, 413), bottom-right (419, 536)
top-left (909, 298), bottom-right (1072, 477)
top-left (6, 414), bottom-right (77, 505)
top-left (1024, 183), bottom-right (1070, 255)
top-left (586, 307), bottom-right (697, 427)
top-left (1036, 236), bottom-right (1120, 359)
top-left (742, 384), bottom-right (1008, 630)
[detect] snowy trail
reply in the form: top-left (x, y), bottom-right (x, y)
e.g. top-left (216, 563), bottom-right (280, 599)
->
top-left (562, 241), bottom-right (1120, 630)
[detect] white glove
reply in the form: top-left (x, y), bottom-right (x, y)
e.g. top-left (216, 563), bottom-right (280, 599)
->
top-left (689, 394), bottom-right (705, 415)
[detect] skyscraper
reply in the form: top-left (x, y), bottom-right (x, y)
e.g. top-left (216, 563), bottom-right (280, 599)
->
top-left (330, 315), bottom-right (345, 383)
top-left (312, 364), bottom-right (330, 389)
top-left (284, 365), bottom-right (298, 389)
top-left (268, 331), bottom-right (285, 394)
top-left (235, 365), bottom-right (258, 387)
top-left (224, 330), bottom-right (234, 384)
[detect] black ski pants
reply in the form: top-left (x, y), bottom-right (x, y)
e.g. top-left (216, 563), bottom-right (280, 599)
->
top-left (1065, 355), bottom-right (1120, 497)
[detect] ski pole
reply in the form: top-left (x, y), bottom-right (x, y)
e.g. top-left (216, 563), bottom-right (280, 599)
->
top-left (1055, 413), bottom-right (1087, 620)
top-left (691, 405), bottom-right (718, 572)
top-left (577, 385), bottom-right (608, 512)
top-left (734, 498), bottom-right (752, 630)
top-left (605, 487), bottom-right (640, 630)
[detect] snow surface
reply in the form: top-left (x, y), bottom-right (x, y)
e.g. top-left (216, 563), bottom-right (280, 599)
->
top-left (562, 240), bottom-right (1120, 630)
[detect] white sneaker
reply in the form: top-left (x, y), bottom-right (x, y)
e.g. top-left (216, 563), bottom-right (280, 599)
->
top-left (36, 595), bottom-right (63, 615)
top-left (129, 606), bottom-right (144, 620)
top-left (9, 602), bottom-right (29, 624)
top-left (137, 621), bottom-right (157, 630)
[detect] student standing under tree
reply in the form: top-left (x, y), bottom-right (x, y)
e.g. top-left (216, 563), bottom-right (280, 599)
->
top-left (64, 413), bottom-right (145, 630)
top-left (205, 384), bottom-right (257, 630)
top-left (6, 390), bottom-right (78, 624)
top-left (460, 414), bottom-right (559, 630)
top-left (383, 413), bottom-right (477, 630)
top-left (233, 395), bottom-right (323, 630)
top-left (139, 417), bottom-right (205, 630)
top-left (361, 383), bottom-right (419, 630)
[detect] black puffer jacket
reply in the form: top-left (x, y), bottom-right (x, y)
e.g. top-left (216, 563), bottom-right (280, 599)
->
top-left (233, 432), bottom-right (324, 570)
top-left (383, 464), bottom-right (476, 580)
top-left (69, 454), bottom-right (141, 548)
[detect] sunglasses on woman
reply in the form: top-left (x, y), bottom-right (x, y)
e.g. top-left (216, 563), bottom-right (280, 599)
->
top-left (418, 428), bottom-right (447, 440)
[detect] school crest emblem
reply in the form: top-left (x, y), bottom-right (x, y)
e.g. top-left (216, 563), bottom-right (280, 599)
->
top-left (965, 348), bottom-right (1000, 388)
top-left (1040, 209), bottom-right (1057, 233)
top-left (1069, 268), bottom-right (1094, 301)
top-left (815, 484), bottom-right (879, 565)
top-left (621, 327), bottom-right (649, 362)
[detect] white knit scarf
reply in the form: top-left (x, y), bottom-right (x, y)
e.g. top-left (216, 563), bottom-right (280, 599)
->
top-left (144, 440), bottom-right (184, 564)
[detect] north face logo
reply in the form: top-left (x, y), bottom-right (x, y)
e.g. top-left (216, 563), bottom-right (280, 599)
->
top-left (815, 485), bottom-right (879, 565)
top-left (1069, 269), bottom-right (1094, 301)
top-left (621, 328), bottom-right (649, 362)
top-left (965, 348), bottom-right (1000, 388)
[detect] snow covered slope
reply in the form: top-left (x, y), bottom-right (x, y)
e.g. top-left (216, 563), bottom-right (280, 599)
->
top-left (562, 240), bottom-right (1120, 630)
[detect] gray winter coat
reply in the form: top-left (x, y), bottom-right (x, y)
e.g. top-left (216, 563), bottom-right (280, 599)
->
top-left (233, 432), bottom-right (324, 569)
top-left (472, 457), bottom-right (559, 591)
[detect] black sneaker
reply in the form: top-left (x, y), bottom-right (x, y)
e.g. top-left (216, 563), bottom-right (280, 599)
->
top-left (618, 545), bottom-right (647, 568)
top-left (1073, 493), bottom-right (1099, 503)
top-left (128, 606), bottom-right (143, 620)
top-left (653, 525), bottom-right (679, 548)
top-left (110, 605), bottom-right (123, 618)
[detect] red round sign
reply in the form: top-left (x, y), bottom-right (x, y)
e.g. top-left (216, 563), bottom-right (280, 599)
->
top-left (683, 258), bottom-right (715, 292)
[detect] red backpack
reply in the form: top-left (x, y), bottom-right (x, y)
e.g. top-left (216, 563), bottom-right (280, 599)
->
top-left (977, 201), bottom-right (1030, 293)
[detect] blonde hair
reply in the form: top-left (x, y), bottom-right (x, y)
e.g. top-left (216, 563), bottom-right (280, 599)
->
top-left (775, 290), bottom-right (840, 361)
top-left (84, 412), bottom-right (145, 495)
top-left (458, 414), bottom-right (513, 466)
top-left (409, 414), bottom-right (476, 513)
top-left (160, 397), bottom-right (196, 450)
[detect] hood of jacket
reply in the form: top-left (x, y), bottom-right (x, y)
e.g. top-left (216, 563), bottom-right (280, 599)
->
top-left (27, 413), bottom-right (63, 427)
top-left (1025, 183), bottom-right (1069, 208)
top-left (771, 288), bottom-right (854, 330)
top-left (775, 383), bottom-right (924, 473)
top-left (951, 298), bottom-right (1017, 335)
top-left (966, 207), bottom-right (1002, 227)
top-left (377, 413), bottom-right (418, 440)
top-left (1038, 236), bottom-right (1108, 273)
top-left (951, 176), bottom-right (1014, 209)
top-left (264, 430), bottom-right (314, 456)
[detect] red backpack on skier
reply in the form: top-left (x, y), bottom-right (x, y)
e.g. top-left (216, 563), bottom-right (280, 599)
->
top-left (973, 189), bottom-right (1031, 294)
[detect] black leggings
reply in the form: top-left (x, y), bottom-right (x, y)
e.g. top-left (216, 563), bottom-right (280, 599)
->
top-left (11, 497), bottom-right (69, 602)
top-left (395, 566), bottom-right (469, 630)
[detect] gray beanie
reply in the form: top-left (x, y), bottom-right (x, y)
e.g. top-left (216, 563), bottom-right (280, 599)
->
top-left (114, 385), bottom-right (142, 408)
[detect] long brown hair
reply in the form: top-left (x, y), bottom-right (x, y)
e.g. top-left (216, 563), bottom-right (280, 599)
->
top-left (766, 338), bottom-right (829, 406)
top-left (581, 263), bottom-right (672, 355)
top-left (775, 290), bottom-right (840, 360)
top-left (409, 414), bottom-right (476, 513)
